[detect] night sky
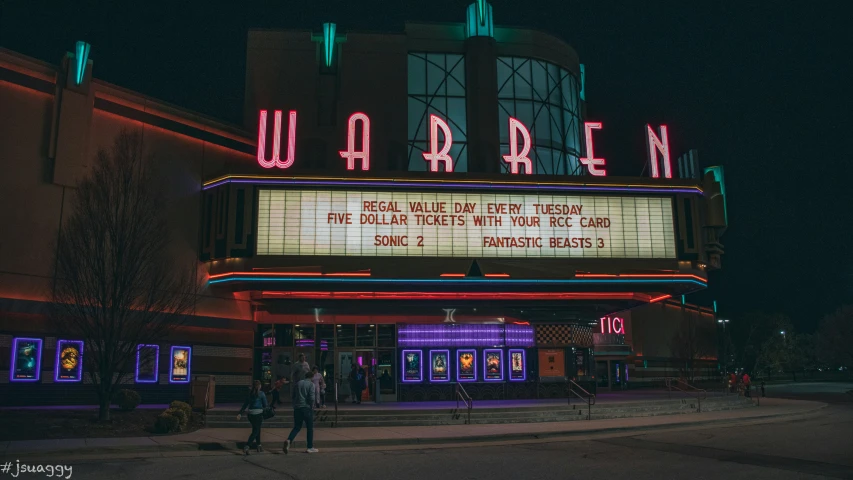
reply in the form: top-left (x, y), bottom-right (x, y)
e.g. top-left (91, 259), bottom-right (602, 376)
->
top-left (2, 1), bottom-right (850, 332)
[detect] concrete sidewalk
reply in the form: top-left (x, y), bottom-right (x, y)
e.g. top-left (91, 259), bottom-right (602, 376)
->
top-left (0, 398), bottom-right (825, 458)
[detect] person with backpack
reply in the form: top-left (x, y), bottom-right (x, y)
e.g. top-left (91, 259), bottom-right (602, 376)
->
top-left (283, 370), bottom-right (318, 454)
top-left (237, 380), bottom-right (269, 455)
top-left (349, 363), bottom-right (365, 404)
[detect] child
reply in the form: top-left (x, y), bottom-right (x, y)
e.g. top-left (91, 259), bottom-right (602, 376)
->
top-left (311, 366), bottom-right (327, 408)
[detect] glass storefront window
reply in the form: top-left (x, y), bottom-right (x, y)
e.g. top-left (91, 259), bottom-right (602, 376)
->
top-left (336, 324), bottom-right (355, 347)
top-left (294, 325), bottom-right (315, 346)
top-left (377, 349), bottom-right (396, 394)
top-left (357, 324), bottom-right (376, 347)
top-left (275, 325), bottom-right (293, 348)
top-left (378, 324), bottom-right (395, 347)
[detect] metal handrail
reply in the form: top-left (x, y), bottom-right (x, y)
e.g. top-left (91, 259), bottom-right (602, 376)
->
top-left (567, 379), bottom-right (595, 420)
top-left (332, 380), bottom-right (339, 427)
top-left (665, 377), bottom-right (707, 412)
top-left (455, 383), bottom-right (473, 424)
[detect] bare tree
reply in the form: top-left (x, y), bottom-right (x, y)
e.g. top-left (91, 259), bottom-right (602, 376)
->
top-left (51, 130), bottom-right (201, 421)
top-left (670, 315), bottom-right (716, 382)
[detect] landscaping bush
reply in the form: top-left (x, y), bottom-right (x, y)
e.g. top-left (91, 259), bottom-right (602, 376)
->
top-left (164, 407), bottom-right (188, 430)
top-left (114, 389), bottom-right (141, 411)
top-left (169, 400), bottom-right (192, 418)
top-left (154, 412), bottom-right (180, 434)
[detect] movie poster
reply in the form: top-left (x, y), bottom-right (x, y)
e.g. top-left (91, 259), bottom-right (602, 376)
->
top-left (55, 340), bottom-right (83, 382)
top-left (484, 349), bottom-right (503, 381)
top-left (457, 349), bottom-right (476, 381)
top-left (11, 337), bottom-right (42, 382)
top-left (135, 345), bottom-right (159, 383)
top-left (509, 349), bottom-right (526, 381)
top-left (170, 346), bottom-right (192, 383)
top-left (430, 350), bottom-right (449, 382)
top-left (402, 349), bottom-right (422, 382)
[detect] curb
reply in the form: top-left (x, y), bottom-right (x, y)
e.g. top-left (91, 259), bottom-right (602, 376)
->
top-left (2, 403), bottom-right (826, 458)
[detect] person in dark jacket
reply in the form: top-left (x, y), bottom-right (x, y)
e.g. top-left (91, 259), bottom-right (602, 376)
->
top-left (237, 380), bottom-right (269, 455)
top-left (283, 371), bottom-right (318, 454)
top-left (349, 363), bottom-right (365, 404)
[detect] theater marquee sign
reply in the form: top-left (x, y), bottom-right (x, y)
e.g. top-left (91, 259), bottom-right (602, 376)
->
top-left (256, 189), bottom-right (676, 259)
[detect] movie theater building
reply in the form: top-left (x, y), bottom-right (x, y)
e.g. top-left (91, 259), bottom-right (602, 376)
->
top-left (0, 2), bottom-right (728, 405)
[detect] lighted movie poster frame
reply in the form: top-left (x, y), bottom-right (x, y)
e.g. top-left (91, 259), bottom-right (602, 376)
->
top-left (135, 344), bottom-right (160, 384)
top-left (10, 337), bottom-right (43, 382)
top-left (429, 349), bottom-right (450, 383)
top-left (401, 349), bottom-right (423, 383)
top-left (508, 349), bottom-right (526, 381)
top-left (54, 339), bottom-right (84, 383)
top-left (457, 349), bottom-right (477, 382)
top-left (484, 349), bottom-right (504, 381)
top-left (169, 346), bottom-right (192, 384)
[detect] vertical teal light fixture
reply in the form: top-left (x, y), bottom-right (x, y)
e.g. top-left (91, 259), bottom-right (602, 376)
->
top-left (681, 295), bottom-right (686, 305)
top-left (704, 166), bottom-right (728, 225)
top-left (322, 23), bottom-right (337, 68)
top-left (713, 300), bottom-right (718, 313)
top-left (74, 41), bottom-right (91, 85)
top-left (579, 64), bottom-right (586, 101)
top-left (465, 1), bottom-right (494, 38)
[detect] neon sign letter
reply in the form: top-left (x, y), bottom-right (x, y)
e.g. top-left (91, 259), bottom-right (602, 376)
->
top-left (257, 110), bottom-right (297, 169)
top-left (339, 112), bottom-right (371, 171)
top-left (600, 316), bottom-right (625, 335)
top-left (422, 114), bottom-right (453, 172)
top-left (645, 124), bottom-right (671, 178)
top-left (503, 117), bottom-right (533, 174)
top-left (580, 122), bottom-right (607, 176)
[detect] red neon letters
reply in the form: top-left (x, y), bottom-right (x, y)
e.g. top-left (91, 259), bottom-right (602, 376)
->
top-left (600, 316), bottom-right (624, 335)
top-left (645, 124), bottom-right (672, 179)
top-left (257, 110), bottom-right (297, 169)
top-left (340, 113), bottom-right (371, 171)
top-left (422, 114), bottom-right (454, 172)
top-left (503, 117), bottom-right (533, 175)
top-left (580, 122), bottom-right (607, 176)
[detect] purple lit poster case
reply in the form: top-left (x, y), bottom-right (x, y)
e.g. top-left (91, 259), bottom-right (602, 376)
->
top-left (484, 349), bottom-right (503, 381)
top-left (457, 349), bottom-right (476, 382)
top-left (11, 337), bottom-right (42, 382)
top-left (430, 350), bottom-right (450, 382)
top-left (402, 349), bottom-right (423, 382)
top-left (509, 349), bottom-right (526, 381)
top-left (136, 345), bottom-right (159, 383)
top-left (170, 346), bottom-right (191, 383)
top-left (55, 340), bottom-right (83, 382)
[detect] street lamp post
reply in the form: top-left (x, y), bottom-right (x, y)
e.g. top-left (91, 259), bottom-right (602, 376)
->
top-left (717, 319), bottom-right (730, 374)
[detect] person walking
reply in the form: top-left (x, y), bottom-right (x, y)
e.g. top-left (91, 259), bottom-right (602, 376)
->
top-left (742, 372), bottom-right (752, 397)
top-left (283, 371), bottom-right (318, 454)
top-left (237, 380), bottom-right (268, 455)
top-left (311, 366), bottom-right (326, 408)
top-left (349, 363), bottom-right (365, 404)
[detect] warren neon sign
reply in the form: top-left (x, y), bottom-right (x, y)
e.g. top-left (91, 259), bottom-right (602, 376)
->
top-left (257, 110), bottom-right (674, 178)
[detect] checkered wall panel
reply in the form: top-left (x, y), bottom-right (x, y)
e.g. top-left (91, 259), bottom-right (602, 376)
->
top-left (535, 324), bottom-right (594, 347)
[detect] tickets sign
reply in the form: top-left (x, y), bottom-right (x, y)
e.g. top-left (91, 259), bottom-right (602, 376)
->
top-left (257, 189), bottom-right (676, 258)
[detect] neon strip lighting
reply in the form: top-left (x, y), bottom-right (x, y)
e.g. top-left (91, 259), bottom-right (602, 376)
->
top-left (10, 337), bottom-right (43, 383)
top-left (429, 349), bottom-right (451, 383)
top-left (422, 114), bottom-right (453, 172)
top-left (503, 117), bottom-right (533, 174)
top-left (322, 23), bottom-right (337, 68)
top-left (713, 300), bottom-right (718, 312)
top-left (202, 175), bottom-right (703, 195)
top-left (296, 339), bottom-right (315, 347)
top-left (439, 273), bottom-right (466, 277)
top-left (210, 275), bottom-right (706, 287)
top-left (484, 273), bottom-right (510, 277)
top-left (74, 41), bottom-right (91, 86)
top-left (580, 122), bottom-right (606, 176)
top-left (484, 349), bottom-right (504, 382)
top-left (169, 346), bottom-right (192, 384)
top-left (209, 271), bottom-right (371, 280)
top-left (259, 291), bottom-right (642, 301)
top-left (257, 110), bottom-right (297, 169)
top-left (397, 324), bottom-right (534, 348)
top-left (574, 273), bottom-right (706, 283)
top-left (649, 294), bottom-right (672, 303)
top-left (401, 349), bottom-right (424, 383)
top-left (646, 124), bottom-right (672, 179)
top-left (135, 344), bottom-right (160, 384)
top-left (579, 64), bottom-right (586, 101)
top-left (340, 112), bottom-right (370, 170)
top-left (54, 339), bottom-right (84, 383)
top-left (477, 0), bottom-right (486, 25)
top-left (457, 349), bottom-right (477, 382)
top-left (508, 349), bottom-right (527, 382)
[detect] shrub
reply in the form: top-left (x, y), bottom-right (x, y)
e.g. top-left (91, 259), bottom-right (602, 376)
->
top-left (115, 389), bottom-right (141, 411)
top-left (169, 400), bottom-right (192, 418)
top-left (164, 407), bottom-right (188, 430)
top-left (154, 412), bottom-right (180, 434)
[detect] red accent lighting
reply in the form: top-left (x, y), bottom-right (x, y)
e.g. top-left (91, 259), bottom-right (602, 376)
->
top-left (258, 291), bottom-right (640, 301)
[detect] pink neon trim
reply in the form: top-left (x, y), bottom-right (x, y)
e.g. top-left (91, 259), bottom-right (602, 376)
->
top-left (422, 114), bottom-right (454, 172)
top-left (580, 122), bottom-right (607, 176)
top-left (645, 124), bottom-right (671, 178)
top-left (257, 110), bottom-right (297, 169)
top-left (502, 117), bottom-right (533, 174)
top-left (340, 112), bottom-right (371, 171)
